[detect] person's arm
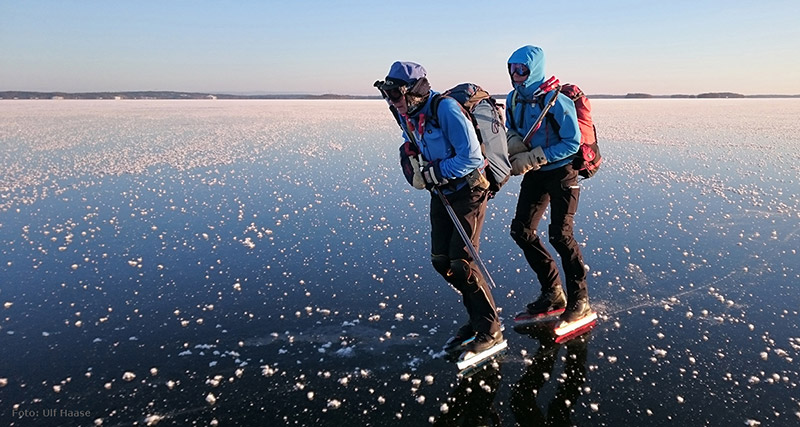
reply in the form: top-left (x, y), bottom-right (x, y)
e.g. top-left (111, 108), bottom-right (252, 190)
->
top-left (436, 98), bottom-right (484, 179)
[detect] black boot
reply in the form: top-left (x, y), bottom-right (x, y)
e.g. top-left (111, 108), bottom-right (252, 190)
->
top-left (559, 297), bottom-right (592, 323)
top-left (524, 287), bottom-right (567, 316)
top-left (444, 323), bottom-right (476, 352)
top-left (463, 330), bottom-right (504, 354)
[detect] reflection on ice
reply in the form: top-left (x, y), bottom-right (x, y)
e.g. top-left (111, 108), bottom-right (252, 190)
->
top-left (0, 99), bottom-right (799, 425)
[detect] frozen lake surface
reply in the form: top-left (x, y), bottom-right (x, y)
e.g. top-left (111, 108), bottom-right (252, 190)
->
top-left (1, 99), bottom-right (799, 426)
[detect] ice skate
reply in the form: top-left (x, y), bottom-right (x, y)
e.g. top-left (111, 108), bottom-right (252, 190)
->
top-left (554, 298), bottom-right (597, 338)
top-left (443, 323), bottom-right (476, 354)
top-left (513, 287), bottom-right (567, 329)
top-left (554, 322), bottom-right (595, 343)
top-left (456, 331), bottom-right (507, 371)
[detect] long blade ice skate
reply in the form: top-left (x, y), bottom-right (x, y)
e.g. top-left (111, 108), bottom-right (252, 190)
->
top-left (554, 312), bottom-right (598, 337)
top-left (554, 320), bottom-right (596, 343)
top-left (456, 340), bottom-right (508, 371)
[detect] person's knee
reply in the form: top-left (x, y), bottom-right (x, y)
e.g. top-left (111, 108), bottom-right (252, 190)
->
top-left (548, 223), bottom-right (573, 251)
top-left (449, 259), bottom-right (472, 286)
top-left (511, 219), bottom-right (538, 248)
top-left (450, 259), bottom-right (486, 293)
top-left (431, 254), bottom-right (450, 279)
top-left (510, 219), bottom-right (528, 246)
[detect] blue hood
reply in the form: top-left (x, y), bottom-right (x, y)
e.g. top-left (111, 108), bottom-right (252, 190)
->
top-left (508, 45), bottom-right (546, 100)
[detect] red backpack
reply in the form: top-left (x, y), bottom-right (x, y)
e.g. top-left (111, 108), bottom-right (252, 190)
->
top-left (558, 84), bottom-right (602, 178)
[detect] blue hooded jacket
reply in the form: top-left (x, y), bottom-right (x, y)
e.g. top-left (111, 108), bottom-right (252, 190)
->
top-left (505, 45), bottom-right (581, 171)
top-left (386, 62), bottom-right (483, 191)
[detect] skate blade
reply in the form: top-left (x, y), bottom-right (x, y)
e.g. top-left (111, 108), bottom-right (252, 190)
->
top-left (554, 319), bottom-right (596, 343)
top-left (458, 359), bottom-right (502, 379)
top-left (456, 340), bottom-right (508, 371)
top-left (554, 312), bottom-right (598, 337)
top-left (513, 309), bottom-right (565, 329)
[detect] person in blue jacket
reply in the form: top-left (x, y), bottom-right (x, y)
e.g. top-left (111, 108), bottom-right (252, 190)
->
top-left (505, 45), bottom-right (593, 325)
top-left (375, 61), bottom-right (503, 354)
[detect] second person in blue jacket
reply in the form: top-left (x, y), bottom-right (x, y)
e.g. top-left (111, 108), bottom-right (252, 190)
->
top-left (505, 45), bottom-right (593, 325)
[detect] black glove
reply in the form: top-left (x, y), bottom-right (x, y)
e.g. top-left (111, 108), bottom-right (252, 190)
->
top-left (422, 161), bottom-right (448, 189)
top-left (399, 141), bottom-right (425, 189)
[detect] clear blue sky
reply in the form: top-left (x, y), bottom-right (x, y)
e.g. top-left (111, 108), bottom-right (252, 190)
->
top-left (2, 0), bottom-right (799, 95)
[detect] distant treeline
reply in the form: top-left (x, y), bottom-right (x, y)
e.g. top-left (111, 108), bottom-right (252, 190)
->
top-left (612, 92), bottom-right (750, 99)
top-left (2, 90), bottom-right (799, 100)
top-left (0, 91), bottom-right (369, 100)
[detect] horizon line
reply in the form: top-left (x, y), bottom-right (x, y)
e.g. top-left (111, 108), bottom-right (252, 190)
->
top-left (2, 90), bottom-right (800, 99)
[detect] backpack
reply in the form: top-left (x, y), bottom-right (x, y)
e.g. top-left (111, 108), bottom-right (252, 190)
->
top-left (511, 83), bottom-right (602, 179)
top-left (556, 84), bottom-right (602, 179)
top-left (429, 83), bottom-right (511, 193)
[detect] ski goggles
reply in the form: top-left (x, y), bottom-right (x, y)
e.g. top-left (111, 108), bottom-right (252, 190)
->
top-left (383, 86), bottom-right (407, 102)
top-left (374, 79), bottom-right (411, 102)
top-left (509, 63), bottom-right (530, 76)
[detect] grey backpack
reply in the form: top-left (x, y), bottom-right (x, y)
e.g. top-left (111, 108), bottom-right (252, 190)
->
top-left (430, 83), bottom-right (512, 194)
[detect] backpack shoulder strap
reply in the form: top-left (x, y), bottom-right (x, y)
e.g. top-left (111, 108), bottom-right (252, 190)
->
top-left (428, 93), bottom-right (444, 128)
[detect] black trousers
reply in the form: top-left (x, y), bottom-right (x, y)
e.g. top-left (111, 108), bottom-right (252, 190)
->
top-left (430, 186), bottom-right (500, 335)
top-left (510, 165), bottom-right (588, 301)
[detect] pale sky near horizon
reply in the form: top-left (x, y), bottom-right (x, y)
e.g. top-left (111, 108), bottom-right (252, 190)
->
top-left (2, 0), bottom-right (799, 96)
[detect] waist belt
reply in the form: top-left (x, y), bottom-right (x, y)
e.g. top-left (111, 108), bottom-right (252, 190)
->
top-left (443, 167), bottom-right (485, 192)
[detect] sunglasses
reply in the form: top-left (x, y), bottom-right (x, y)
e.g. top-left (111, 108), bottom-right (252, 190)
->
top-left (509, 63), bottom-right (530, 76)
top-left (383, 86), bottom-right (407, 102)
